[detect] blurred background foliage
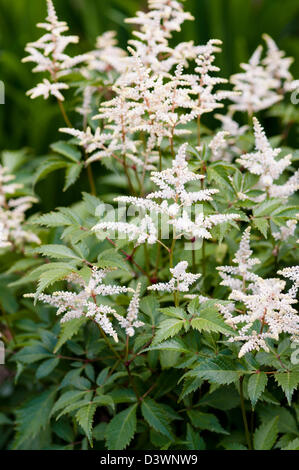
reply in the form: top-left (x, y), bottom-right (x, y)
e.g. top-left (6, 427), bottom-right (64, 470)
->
top-left (0, 0), bottom-right (298, 208)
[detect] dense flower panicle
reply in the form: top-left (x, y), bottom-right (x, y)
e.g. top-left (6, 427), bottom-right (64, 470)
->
top-left (125, 0), bottom-right (197, 74)
top-left (86, 31), bottom-right (127, 74)
top-left (0, 166), bottom-right (40, 248)
top-left (148, 261), bottom-right (201, 292)
top-left (188, 39), bottom-right (237, 117)
top-left (213, 114), bottom-right (249, 161)
top-left (237, 117), bottom-right (299, 199)
top-left (278, 266), bottom-right (299, 299)
top-left (98, 144), bottom-right (239, 244)
top-left (218, 229), bottom-right (299, 356)
top-left (25, 267), bottom-right (137, 342)
top-left (273, 219), bottom-right (297, 242)
top-left (93, 215), bottom-right (158, 247)
top-left (228, 277), bottom-right (299, 355)
top-left (229, 45), bottom-right (282, 114)
top-left (23, 0), bottom-right (89, 101)
top-left (114, 284), bottom-right (144, 337)
top-left (208, 131), bottom-right (230, 161)
top-left (262, 34), bottom-right (299, 92)
top-left (217, 227), bottom-right (260, 292)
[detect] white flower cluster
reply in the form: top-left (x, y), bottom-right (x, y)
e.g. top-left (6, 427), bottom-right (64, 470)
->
top-left (0, 166), bottom-right (40, 249)
top-left (217, 227), bottom-right (260, 292)
top-left (25, 267), bottom-right (144, 342)
top-left (23, 0), bottom-right (89, 101)
top-left (114, 283), bottom-right (144, 337)
top-left (212, 114), bottom-right (249, 162)
top-left (278, 266), bottom-right (299, 299)
top-left (218, 229), bottom-right (299, 357)
top-left (148, 261), bottom-right (201, 293)
top-left (273, 218), bottom-right (297, 242)
top-left (93, 144), bottom-right (240, 245)
top-left (86, 31), bottom-right (127, 75)
top-left (125, 0), bottom-right (197, 74)
top-left (229, 35), bottom-right (298, 115)
top-left (237, 117), bottom-right (299, 199)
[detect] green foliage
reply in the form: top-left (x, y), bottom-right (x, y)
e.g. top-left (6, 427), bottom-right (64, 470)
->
top-left (0, 0), bottom-right (298, 454)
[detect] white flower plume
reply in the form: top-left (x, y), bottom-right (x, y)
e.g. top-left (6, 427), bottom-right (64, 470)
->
top-left (237, 117), bottom-right (299, 199)
top-left (23, 0), bottom-right (89, 101)
top-left (25, 267), bottom-right (136, 342)
top-left (114, 283), bottom-right (144, 337)
top-left (148, 261), bottom-right (201, 293)
top-left (0, 165), bottom-right (40, 249)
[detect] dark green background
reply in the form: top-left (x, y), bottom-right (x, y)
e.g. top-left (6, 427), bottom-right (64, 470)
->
top-left (0, 0), bottom-right (298, 153)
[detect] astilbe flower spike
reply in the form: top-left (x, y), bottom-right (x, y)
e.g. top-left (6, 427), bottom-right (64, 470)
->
top-left (237, 117), bottom-right (299, 199)
top-left (147, 261), bottom-right (201, 293)
top-left (93, 144), bottom-right (240, 245)
top-left (23, 0), bottom-right (89, 101)
top-left (24, 267), bottom-right (142, 343)
top-left (218, 229), bottom-right (299, 357)
top-left (0, 166), bottom-right (40, 249)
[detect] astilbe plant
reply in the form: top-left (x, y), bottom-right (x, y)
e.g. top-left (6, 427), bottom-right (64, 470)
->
top-left (0, 0), bottom-right (299, 452)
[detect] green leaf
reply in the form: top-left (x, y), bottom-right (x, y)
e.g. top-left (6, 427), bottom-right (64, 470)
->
top-left (282, 438), bottom-right (299, 450)
top-left (34, 157), bottom-right (67, 186)
top-left (97, 249), bottom-right (130, 272)
top-left (54, 317), bottom-right (87, 353)
top-left (141, 398), bottom-right (173, 439)
top-left (144, 339), bottom-right (190, 354)
top-left (75, 403), bottom-right (97, 446)
top-left (64, 163), bottom-right (83, 191)
top-left (35, 244), bottom-right (82, 261)
top-left (13, 388), bottom-right (56, 449)
top-left (253, 199), bottom-right (282, 217)
top-left (51, 391), bottom-right (90, 417)
top-left (184, 357), bottom-right (244, 385)
top-left (254, 417), bottom-right (279, 450)
top-left (188, 410), bottom-right (228, 435)
top-left (190, 309), bottom-right (234, 335)
top-left (32, 211), bottom-right (76, 228)
top-left (275, 371), bottom-right (299, 405)
top-left (105, 404), bottom-right (137, 450)
top-left (35, 262), bottom-right (76, 294)
top-left (186, 424), bottom-right (205, 450)
top-left (252, 218), bottom-right (269, 238)
top-left (14, 344), bottom-right (53, 364)
top-left (153, 318), bottom-right (185, 344)
top-left (36, 358), bottom-right (60, 379)
top-left (247, 372), bottom-right (268, 408)
top-left (51, 141), bottom-right (81, 162)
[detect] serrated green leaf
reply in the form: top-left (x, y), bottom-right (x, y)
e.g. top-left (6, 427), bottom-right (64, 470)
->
top-left (153, 318), bottom-right (185, 344)
top-left (35, 244), bottom-right (82, 261)
top-left (247, 372), bottom-right (267, 408)
top-left (190, 309), bottom-right (234, 335)
top-left (275, 371), bottom-right (299, 405)
top-left (54, 317), bottom-right (87, 353)
top-left (64, 163), bottom-right (83, 191)
top-left (252, 218), bottom-right (269, 237)
top-left (36, 357), bottom-right (60, 379)
top-left (51, 141), bottom-right (81, 162)
top-left (13, 388), bottom-right (56, 449)
top-left (254, 417), bottom-right (279, 450)
top-left (187, 410), bottom-right (228, 435)
top-left (75, 403), bottom-right (97, 446)
top-left (141, 398), bottom-right (173, 439)
top-left (51, 391), bottom-right (91, 417)
top-left (34, 158), bottom-right (68, 186)
top-left (105, 404), bottom-right (137, 450)
top-left (184, 357), bottom-right (244, 385)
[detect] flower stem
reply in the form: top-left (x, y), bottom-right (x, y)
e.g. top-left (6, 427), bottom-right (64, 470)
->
top-left (57, 99), bottom-right (96, 195)
top-left (239, 376), bottom-right (253, 450)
